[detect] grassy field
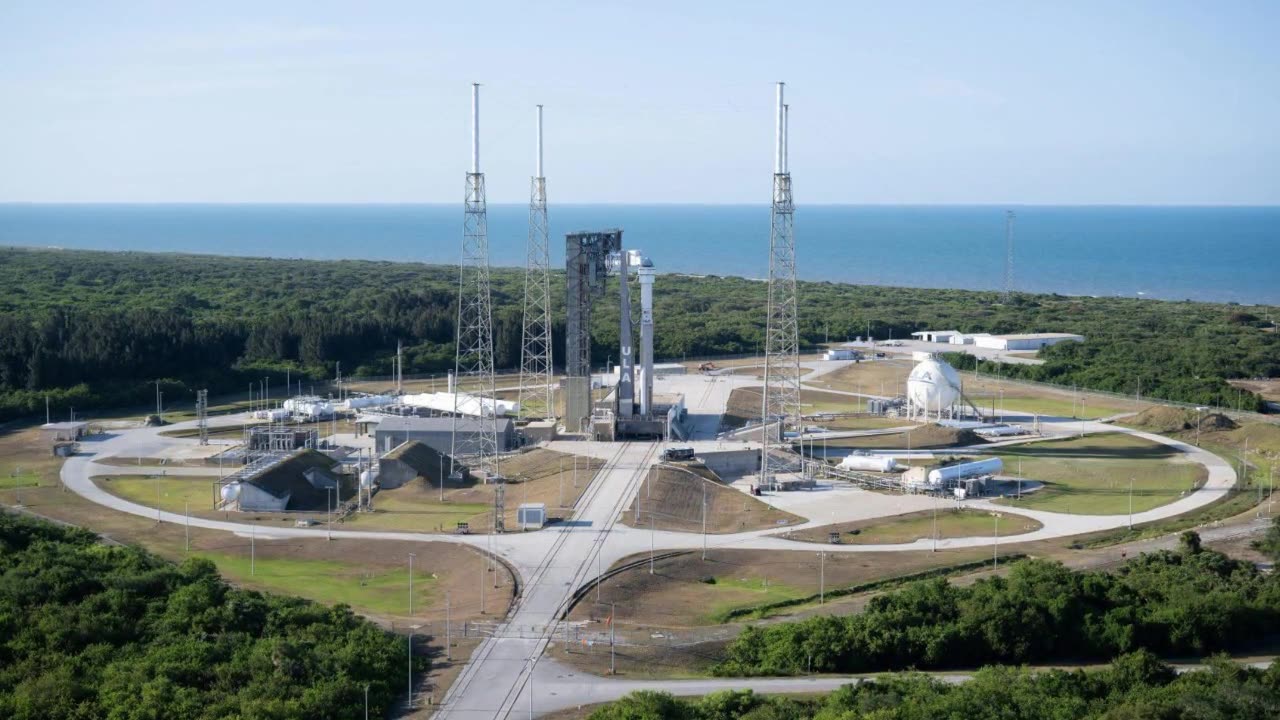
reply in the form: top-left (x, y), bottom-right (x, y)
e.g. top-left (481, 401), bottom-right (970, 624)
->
top-left (622, 465), bottom-right (802, 534)
top-left (788, 508), bottom-right (1042, 545)
top-left (346, 495), bottom-right (492, 533)
top-left (95, 474), bottom-right (222, 514)
top-left (992, 433), bottom-right (1207, 515)
top-left (194, 550), bottom-right (436, 617)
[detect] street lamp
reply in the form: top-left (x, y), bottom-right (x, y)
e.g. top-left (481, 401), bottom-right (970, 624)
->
top-left (326, 486), bottom-right (333, 541)
top-left (408, 623), bottom-right (422, 708)
top-left (1195, 406), bottom-right (1209, 447)
top-left (408, 553), bottom-right (416, 617)
top-left (1128, 476), bottom-right (1135, 529)
top-left (991, 513), bottom-right (1001, 569)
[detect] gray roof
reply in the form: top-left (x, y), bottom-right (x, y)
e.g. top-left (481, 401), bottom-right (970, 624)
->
top-left (376, 415), bottom-right (513, 433)
top-left (42, 421), bottom-right (87, 430)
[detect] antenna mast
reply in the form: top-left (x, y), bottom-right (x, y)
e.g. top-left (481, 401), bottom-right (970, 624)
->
top-left (1003, 210), bottom-right (1016, 301)
top-left (519, 104), bottom-right (554, 420)
top-left (760, 83), bottom-right (800, 492)
top-left (451, 83), bottom-right (501, 485)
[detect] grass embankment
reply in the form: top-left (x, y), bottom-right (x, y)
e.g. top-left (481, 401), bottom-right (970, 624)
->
top-left (787, 508), bottom-right (1042, 545)
top-left (622, 464), bottom-right (802, 534)
top-left (825, 424), bottom-right (985, 450)
top-left (345, 448), bottom-right (606, 533)
top-left (95, 474), bottom-right (221, 513)
top-left (992, 432), bottom-right (1206, 515)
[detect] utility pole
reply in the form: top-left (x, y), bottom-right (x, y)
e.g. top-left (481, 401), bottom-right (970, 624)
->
top-left (650, 517), bottom-right (655, 574)
top-left (408, 553), bottom-right (415, 616)
top-left (250, 524), bottom-right (255, 576)
top-left (609, 602), bottom-right (616, 675)
top-left (701, 487), bottom-right (708, 560)
top-left (1128, 476), bottom-right (1135, 529)
top-left (818, 550), bottom-right (825, 604)
top-left (1003, 210), bottom-right (1015, 301)
top-left (446, 592), bottom-right (452, 662)
top-left (184, 501), bottom-right (190, 552)
top-left (992, 513), bottom-right (1000, 569)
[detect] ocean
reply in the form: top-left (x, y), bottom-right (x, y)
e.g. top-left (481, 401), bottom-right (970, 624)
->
top-left (0, 204), bottom-right (1276, 305)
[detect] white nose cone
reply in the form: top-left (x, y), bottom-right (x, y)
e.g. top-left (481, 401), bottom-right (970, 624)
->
top-left (907, 358), bottom-right (961, 411)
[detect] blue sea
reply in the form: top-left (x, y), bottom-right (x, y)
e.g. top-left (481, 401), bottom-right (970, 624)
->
top-left (0, 204), bottom-right (1276, 305)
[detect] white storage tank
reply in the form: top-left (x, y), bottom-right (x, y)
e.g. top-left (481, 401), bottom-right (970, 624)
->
top-left (359, 469), bottom-right (378, 489)
top-left (839, 454), bottom-right (899, 473)
top-left (220, 482), bottom-right (241, 504)
top-left (907, 357), bottom-right (962, 413)
top-left (927, 458), bottom-right (1003, 486)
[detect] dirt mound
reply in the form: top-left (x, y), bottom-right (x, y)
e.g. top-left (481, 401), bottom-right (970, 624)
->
top-left (906, 424), bottom-right (985, 448)
top-left (1127, 406), bottom-right (1193, 433)
top-left (1199, 413), bottom-right (1238, 431)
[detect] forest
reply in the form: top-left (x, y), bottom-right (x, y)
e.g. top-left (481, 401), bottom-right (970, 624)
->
top-left (714, 535), bottom-right (1280, 677)
top-left (587, 653), bottom-right (1280, 720)
top-left (0, 512), bottom-right (407, 719)
top-left (0, 246), bottom-right (1276, 421)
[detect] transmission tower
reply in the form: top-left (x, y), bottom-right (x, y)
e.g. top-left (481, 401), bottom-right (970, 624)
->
top-left (760, 83), bottom-right (800, 491)
top-left (1003, 210), bottom-right (1015, 301)
top-left (451, 83), bottom-right (501, 483)
top-left (519, 104), bottom-right (554, 420)
top-left (196, 389), bottom-right (209, 446)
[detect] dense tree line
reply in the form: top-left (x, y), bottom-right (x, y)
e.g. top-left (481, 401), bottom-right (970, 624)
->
top-left (714, 538), bottom-right (1280, 677)
top-left (0, 247), bottom-right (1275, 421)
top-left (0, 512), bottom-right (407, 719)
top-left (589, 652), bottom-right (1280, 720)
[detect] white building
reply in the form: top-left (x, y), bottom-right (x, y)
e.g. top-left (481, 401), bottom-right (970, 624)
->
top-left (823, 348), bottom-right (860, 361)
top-left (973, 333), bottom-right (1084, 351)
top-left (910, 330), bottom-right (961, 344)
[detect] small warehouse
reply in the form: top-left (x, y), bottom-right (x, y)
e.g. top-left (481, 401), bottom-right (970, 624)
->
top-left (973, 333), bottom-right (1084, 351)
top-left (374, 416), bottom-right (515, 457)
top-left (236, 449), bottom-right (343, 512)
top-left (41, 421), bottom-right (87, 442)
top-left (377, 440), bottom-right (466, 489)
top-left (910, 330), bottom-right (961, 344)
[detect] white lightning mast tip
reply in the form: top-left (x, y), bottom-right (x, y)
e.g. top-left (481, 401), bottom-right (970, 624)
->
top-left (536, 104), bottom-right (544, 178)
top-left (471, 83), bottom-right (480, 174)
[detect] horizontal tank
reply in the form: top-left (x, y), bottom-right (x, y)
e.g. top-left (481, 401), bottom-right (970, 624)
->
top-left (220, 482), bottom-right (241, 504)
top-left (927, 458), bottom-right (1003, 485)
top-left (344, 395), bottom-right (394, 410)
top-left (839, 454), bottom-right (899, 473)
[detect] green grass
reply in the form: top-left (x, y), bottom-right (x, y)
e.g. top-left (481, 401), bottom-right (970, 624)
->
top-left (701, 577), bottom-right (808, 624)
top-left (836, 510), bottom-right (1040, 545)
top-left (0, 473), bottom-right (42, 490)
top-left (980, 395), bottom-right (1117, 420)
top-left (814, 416), bottom-right (909, 431)
top-left (194, 551), bottom-right (435, 617)
top-left (992, 433), bottom-right (1206, 515)
top-left (343, 493), bottom-right (490, 533)
top-left (96, 474), bottom-right (221, 513)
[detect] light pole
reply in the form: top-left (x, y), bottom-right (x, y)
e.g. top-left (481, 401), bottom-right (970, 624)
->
top-left (559, 456), bottom-right (564, 508)
top-left (445, 592), bottom-right (451, 662)
top-left (1195, 406), bottom-right (1208, 447)
top-left (1128, 476), bottom-right (1135, 529)
top-left (408, 623), bottom-right (422, 708)
top-left (364, 684), bottom-right (369, 720)
top-left (650, 517), bottom-right (655, 574)
top-left (250, 524), bottom-right (256, 576)
top-left (991, 513), bottom-right (1000, 569)
top-left (184, 501), bottom-right (190, 552)
top-left (817, 551), bottom-right (826, 604)
top-left (408, 553), bottom-right (415, 617)
top-left (931, 493), bottom-right (938, 552)
top-left (701, 485), bottom-right (708, 560)
top-left (609, 603), bottom-right (616, 675)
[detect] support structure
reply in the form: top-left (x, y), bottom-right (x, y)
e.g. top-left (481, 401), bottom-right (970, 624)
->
top-left (196, 389), bottom-right (209, 446)
top-left (1003, 210), bottom-right (1016, 301)
top-left (760, 82), bottom-right (800, 491)
top-left (519, 104), bottom-right (554, 420)
top-left (396, 340), bottom-right (403, 395)
top-left (563, 230), bottom-right (622, 432)
top-left (451, 83), bottom-right (501, 482)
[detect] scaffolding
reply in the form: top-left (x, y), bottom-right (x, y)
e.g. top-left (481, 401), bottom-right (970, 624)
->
top-left (519, 104), bottom-right (554, 420)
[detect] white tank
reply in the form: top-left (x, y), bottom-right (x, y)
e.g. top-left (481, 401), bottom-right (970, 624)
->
top-left (927, 458), bottom-right (1003, 485)
top-left (345, 395), bottom-right (394, 410)
top-left (907, 357), bottom-right (962, 413)
top-left (220, 482), bottom-right (241, 503)
top-left (359, 469), bottom-right (378, 489)
top-left (839, 454), bottom-right (899, 473)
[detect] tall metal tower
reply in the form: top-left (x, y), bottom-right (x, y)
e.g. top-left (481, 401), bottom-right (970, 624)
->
top-left (760, 83), bottom-right (800, 490)
top-left (451, 83), bottom-right (501, 482)
top-left (519, 104), bottom-right (554, 420)
top-left (195, 389), bottom-right (209, 446)
top-left (1003, 210), bottom-right (1016, 301)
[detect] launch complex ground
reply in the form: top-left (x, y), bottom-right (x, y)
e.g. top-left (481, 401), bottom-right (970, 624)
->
top-left (36, 353), bottom-right (1274, 718)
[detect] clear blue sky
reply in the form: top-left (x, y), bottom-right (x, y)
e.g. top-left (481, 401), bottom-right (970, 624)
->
top-left (1, 1), bottom-right (1276, 204)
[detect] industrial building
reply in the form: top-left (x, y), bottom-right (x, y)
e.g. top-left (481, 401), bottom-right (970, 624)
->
top-left (973, 333), bottom-right (1084, 351)
top-left (910, 330), bottom-right (961, 344)
top-left (373, 416), bottom-right (515, 456)
top-left (224, 449), bottom-right (343, 512)
top-left (41, 421), bottom-right (87, 441)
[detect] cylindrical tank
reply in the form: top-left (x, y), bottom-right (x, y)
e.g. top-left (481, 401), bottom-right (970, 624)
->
top-left (359, 469), bottom-right (378, 489)
top-left (220, 482), bottom-right (241, 504)
top-left (927, 458), bottom-right (1003, 485)
top-left (839, 454), bottom-right (899, 473)
top-left (907, 357), bottom-right (962, 413)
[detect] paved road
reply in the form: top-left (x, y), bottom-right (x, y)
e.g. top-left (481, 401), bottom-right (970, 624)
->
top-left (55, 387), bottom-right (1246, 718)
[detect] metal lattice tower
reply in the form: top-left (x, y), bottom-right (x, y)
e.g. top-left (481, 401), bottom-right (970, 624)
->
top-left (519, 104), bottom-right (554, 420)
top-left (761, 83), bottom-right (800, 491)
top-left (1003, 210), bottom-right (1016, 301)
top-left (196, 389), bottom-right (209, 446)
top-left (451, 83), bottom-right (501, 482)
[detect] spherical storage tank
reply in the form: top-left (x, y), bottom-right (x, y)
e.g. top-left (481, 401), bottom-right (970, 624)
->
top-left (906, 357), bottom-right (961, 412)
top-left (220, 482), bottom-right (241, 504)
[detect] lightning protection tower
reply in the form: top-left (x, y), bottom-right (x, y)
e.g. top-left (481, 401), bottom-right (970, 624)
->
top-left (760, 83), bottom-right (800, 491)
top-left (196, 389), bottom-right (209, 446)
top-left (451, 83), bottom-right (501, 482)
top-left (1003, 210), bottom-right (1016, 301)
top-left (519, 104), bottom-right (554, 420)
